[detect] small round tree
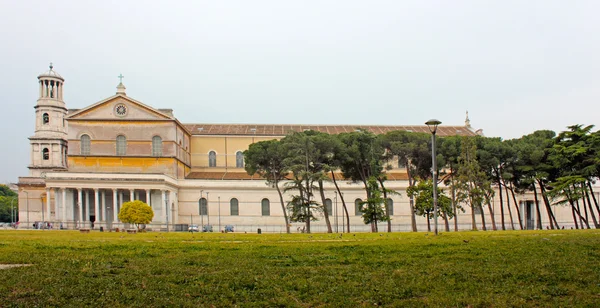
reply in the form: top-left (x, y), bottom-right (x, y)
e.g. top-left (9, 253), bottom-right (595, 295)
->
top-left (118, 200), bottom-right (154, 230)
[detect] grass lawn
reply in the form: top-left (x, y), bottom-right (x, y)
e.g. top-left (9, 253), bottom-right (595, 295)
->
top-left (0, 230), bottom-right (598, 307)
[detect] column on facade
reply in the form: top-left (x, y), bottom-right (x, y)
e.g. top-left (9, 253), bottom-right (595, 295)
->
top-left (130, 189), bottom-right (134, 202)
top-left (113, 189), bottom-right (119, 223)
top-left (101, 190), bottom-right (107, 224)
top-left (165, 191), bottom-right (171, 224)
top-left (45, 188), bottom-right (51, 221)
top-left (53, 188), bottom-right (60, 221)
top-left (77, 188), bottom-right (83, 227)
top-left (117, 191), bottom-right (125, 222)
top-left (85, 190), bottom-right (90, 228)
top-left (173, 191), bottom-right (178, 225)
top-left (146, 189), bottom-right (151, 207)
top-left (94, 189), bottom-right (99, 227)
top-left (61, 188), bottom-right (66, 224)
top-left (161, 190), bottom-right (167, 224)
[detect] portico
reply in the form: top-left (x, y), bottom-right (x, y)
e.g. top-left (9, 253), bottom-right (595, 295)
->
top-left (42, 172), bottom-right (177, 230)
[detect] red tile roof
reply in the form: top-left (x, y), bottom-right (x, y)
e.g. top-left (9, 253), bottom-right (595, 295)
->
top-left (186, 171), bottom-right (408, 181)
top-left (183, 124), bottom-right (476, 137)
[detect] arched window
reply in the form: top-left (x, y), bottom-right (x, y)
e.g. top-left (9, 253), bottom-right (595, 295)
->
top-left (386, 198), bottom-right (394, 216)
top-left (355, 198), bottom-right (363, 216)
top-left (261, 198), bottom-right (270, 216)
top-left (116, 135), bottom-right (127, 156)
top-left (42, 148), bottom-right (49, 160)
top-left (152, 136), bottom-right (162, 156)
top-left (325, 198), bottom-right (333, 216)
top-left (199, 197), bottom-right (207, 215)
top-left (230, 198), bottom-right (239, 216)
top-left (208, 151), bottom-right (216, 167)
top-left (80, 134), bottom-right (91, 155)
top-left (236, 151), bottom-right (244, 168)
top-left (42, 113), bottom-right (49, 125)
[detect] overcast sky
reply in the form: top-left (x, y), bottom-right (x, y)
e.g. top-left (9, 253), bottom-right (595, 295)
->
top-left (1, 0), bottom-right (599, 184)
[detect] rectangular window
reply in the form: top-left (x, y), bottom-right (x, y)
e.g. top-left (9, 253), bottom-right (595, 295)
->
top-left (116, 136), bottom-right (126, 156)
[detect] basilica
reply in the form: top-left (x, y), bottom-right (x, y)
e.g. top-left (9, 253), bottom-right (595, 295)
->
top-left (17, 65), bottom-right (566, 232)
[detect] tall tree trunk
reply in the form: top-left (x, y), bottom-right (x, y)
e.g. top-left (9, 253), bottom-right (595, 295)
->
top-left (274, 179), bottom-right (290, 234)
top-left (378, 178), bottom-right (392, 233)
top-left (584, 186), bottom-right (599, 228)
top-left (572, 193), bottom-right (590, 229)
top-left (469, 183), bottom-right (477, 231)
top-left (532, 182), bottom-right (543, 230)
top-left (571, 202), bottom-right (579, 229)
top-left (295, 177), bottom-right (309, 233)
top-left (573, 200), bottom-right (590, 229)
top-left (443, 212), bottom-right (450, 232)
top-left (331, 171), bottom-right (350, 233)
top-left (504, 182), bottom-right (515, 230)
top-left (406, 166), bottom-right (417, 232)
top-left (509, 183), bottom-right (524, 230)
top-left (497, 171), bottom-right (505, 230)
top-left (361, 181), bottom-right (376, 233)
top-left (486, 198), bottom-right (497, 231)
top-left (577, 197), bottom-right (588, 229)
top-left (451, 174), bottom-right (458, 232)
top-left (298, 176), bottom-right (311, 234)
top-left (479, 202), bottom-right (487, 231)
top-left (586, 181), bottom-right (600, 222)
top-left (426, 212), bottom-right (431, 232)
top-left (538, 180), bottom-right (558, 229)
top-left (318, 180), bottom-right (333, 233)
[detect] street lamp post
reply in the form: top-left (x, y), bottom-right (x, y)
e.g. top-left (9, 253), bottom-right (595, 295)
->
top-left (199, 190), bottom-right (204, 230)
top-left (206, 192), bottom-right (210, 227)
top-left (341, 192), bottom-right (345, 233)
top-left (425, 119), bottom-right (442, 236)
top-left (334, 191), bottom-right (338, 233)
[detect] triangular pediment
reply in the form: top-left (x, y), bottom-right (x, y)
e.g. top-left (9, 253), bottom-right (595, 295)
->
top-left (66, 95), bottom-right (173, 121)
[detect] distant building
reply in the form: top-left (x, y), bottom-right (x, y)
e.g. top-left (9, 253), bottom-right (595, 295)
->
top-left (17, 65), bottom-right (572, 232)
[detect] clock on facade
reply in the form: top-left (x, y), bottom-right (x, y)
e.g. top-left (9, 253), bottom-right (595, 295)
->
top-left (115, 104), bottom-right (128, 117)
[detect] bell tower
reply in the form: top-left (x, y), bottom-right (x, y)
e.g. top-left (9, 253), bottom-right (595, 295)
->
top-left (28, 63), bottom-right (68, 176)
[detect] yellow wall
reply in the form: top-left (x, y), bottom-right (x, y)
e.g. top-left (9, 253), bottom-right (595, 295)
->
top-left (68, 157), bottom-right (180, 178)
top-left (190, 135), bottom-right (279, 170)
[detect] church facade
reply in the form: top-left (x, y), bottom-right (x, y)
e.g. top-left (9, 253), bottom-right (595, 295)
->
top-left (17, 65), bottom-right (577, 232)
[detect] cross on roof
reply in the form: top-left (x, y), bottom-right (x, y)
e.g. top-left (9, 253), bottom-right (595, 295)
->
top-left (118, 73), bottom-right (124, 83)
top-left (49, 62), bottom-right (53, 70)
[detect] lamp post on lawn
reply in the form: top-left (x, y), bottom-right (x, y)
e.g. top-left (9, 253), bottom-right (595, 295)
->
top-left (206, 192), bottom-right (210, 228)
top-left (199, 190), bottom-right (203, 230)
top-left (334, 191), bottom-right (338, 233)
top-left (341, 192), bottom-right (345, 233)
top-left (425, 119), bottom-right (442, 236)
